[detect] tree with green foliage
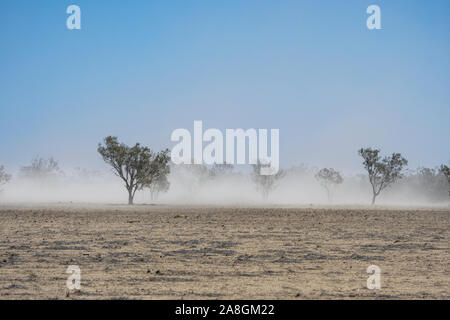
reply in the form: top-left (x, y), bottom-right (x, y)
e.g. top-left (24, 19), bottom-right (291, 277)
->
top-left (98, 136), bottom-right (170, 205)
top-left (358, 147), bottom-right (408, 205)
top-left (315, 168), bottom-right (343, 203)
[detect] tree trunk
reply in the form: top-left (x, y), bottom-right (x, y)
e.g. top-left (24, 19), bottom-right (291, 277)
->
top-left (371, 193), bottom-right (377, 205)
top-left (128, 190), bottom-right (134, 205)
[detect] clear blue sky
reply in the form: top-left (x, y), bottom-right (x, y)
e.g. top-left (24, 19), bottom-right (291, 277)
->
top-left (1, 0), bottom-right (449, 173)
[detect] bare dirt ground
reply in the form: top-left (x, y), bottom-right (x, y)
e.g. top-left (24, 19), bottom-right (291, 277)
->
top-left (0, 205), bottom-right (448, 299)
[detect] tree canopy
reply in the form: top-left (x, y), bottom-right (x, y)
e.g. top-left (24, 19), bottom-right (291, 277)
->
top-left (315, 168), bottom-right (343, 202)
top-left (98, 136), bottom-right (170, 205)
top-left (358, 147), bottom-right (408, 205)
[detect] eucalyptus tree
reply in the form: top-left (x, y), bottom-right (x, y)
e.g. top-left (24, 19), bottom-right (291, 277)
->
top-left (98, 136), bottom-right (170, 205)
top-left (315, 168), bottom-right (343, 203)
top-left (358, 148), bottom-right (408, 205)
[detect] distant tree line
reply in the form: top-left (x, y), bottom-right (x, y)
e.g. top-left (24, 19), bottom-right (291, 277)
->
top-left (19, 157), bottom-right (61, 180)
top-left (1, 142), bottom-right (449, 206)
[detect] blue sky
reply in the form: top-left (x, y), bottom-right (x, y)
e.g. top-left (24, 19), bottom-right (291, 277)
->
top-left (0, 0), bottom-right (449, 173)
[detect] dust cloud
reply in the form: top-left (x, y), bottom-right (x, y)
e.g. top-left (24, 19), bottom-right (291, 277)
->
top-left (1, 163), bottom-right (448, 207)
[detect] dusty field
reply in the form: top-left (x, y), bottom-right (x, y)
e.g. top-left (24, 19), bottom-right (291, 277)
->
top-left (0, 205), bottom-right (448, 299)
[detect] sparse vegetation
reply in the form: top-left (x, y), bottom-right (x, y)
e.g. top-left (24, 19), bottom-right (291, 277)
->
top-left (148, 174), bottom-right (170, 201)
top-left (440, 164), bottom-right (450, 200)
top-left (358, 147), bottom-right (408, 205)
top-left (2, 146), bottom-right (448, 206)
top-left (144, 150), bottom-right (171, 201)
top-left (314, 168), bottom-right (343, 203)
top-left (19, 157), bottom-right (61, 180)
top-left (405, 167), bottom-right (449, 202)
top-left (97, 136), bottom-right (170, 205)
top-left (0, 165), bottom-right (11, 192)
top-left (251, 161), bottom-right (285, 200)
top-left (440, 164), bottom-right (450, 185)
